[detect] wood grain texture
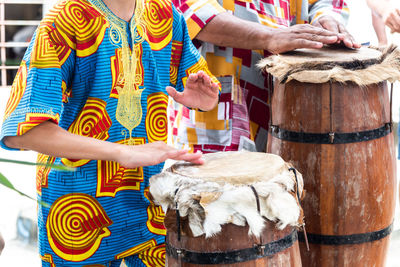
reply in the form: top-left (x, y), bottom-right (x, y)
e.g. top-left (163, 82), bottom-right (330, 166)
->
top-left (165, 213), bottom-right (302, 267)
top-left (267, 80), bottom-right (397, 267)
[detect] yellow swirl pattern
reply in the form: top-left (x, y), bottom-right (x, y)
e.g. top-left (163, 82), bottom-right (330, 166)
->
top-left (36, 153), bottom-right (55, 195)
top-left (115, 239), bottom-right (157, 260)
top-left (170, 40), bottom-right (183, 86)
top-left (40, 254), bottom-right (56, 267)
top-left (139, 244), bottom-right (166, 267)
top-left (62, 97), bottom-right (111, 167)
top-left (145, 92), bottom-right (168, 143)
top-left (30, 26), bottom-right (61, 69)
top-left (61, 80), bottom-right (72, 103)
top-left (54, 0), bottom-right (108, 57)
top-left (144, 187), bottom-right (166, 235)
top-left (46, 193), bottom-right (112, 262)
top-left (48, 25), bottom-right (72, 66)
top-left (97, 138), bottom-right (145, 197)
top-left (4, 61), bottom-right (27, 120)
top-left (39, 1), bottom-right (71, 65)
top-left (143, 0), bottom-right (172, 50)
top-left (41, 0), bottom-right (67, 26)
top-left (183, 57), bottom-right (220, 87)
top-left (17, 113), bottom-right (60, 136)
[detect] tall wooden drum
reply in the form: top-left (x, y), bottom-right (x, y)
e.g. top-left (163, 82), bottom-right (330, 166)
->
top-left (149, 151), bottom-right (304, 266)
top-left (259, 46), bottom-right (399, 267)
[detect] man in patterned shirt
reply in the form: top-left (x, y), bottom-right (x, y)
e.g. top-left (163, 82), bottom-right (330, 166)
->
top-left (0, 0), bottom-right (220, 266)
top-left (170, 0), bottom-right (359, 153)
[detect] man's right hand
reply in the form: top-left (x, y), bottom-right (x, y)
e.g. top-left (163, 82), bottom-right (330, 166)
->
top-left (116, 141), bottom-right (204, 169)
top-left (265, 24), bottom-right (340, 54)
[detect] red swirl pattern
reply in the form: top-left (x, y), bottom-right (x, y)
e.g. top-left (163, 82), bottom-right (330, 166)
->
top-left (62, 97), bottom-right (111, 167)
top-left (184, 57), bottom-right (221, 88)
top-left (143, 0), bottom-right (172, 50)
top-left (139, 244), bottom-right (166, 266)
top-left (144, 187), bottom-right (166, 235)
top-left (145, 92), bottom-right (168, 143)
top-left (36, 153), bottom-right (55, 195)
top-left (170, 40), bottom-right (183, 85)
top-left (46, 193), bottom-right (112, 261)
top-left (4, 61), bottom-right (27, 119)
top-left (54, 0), bottom-right (108, 57)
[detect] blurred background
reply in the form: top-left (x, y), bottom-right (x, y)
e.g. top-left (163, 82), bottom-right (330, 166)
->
top-left (0, 0), bottom-right (399, 266)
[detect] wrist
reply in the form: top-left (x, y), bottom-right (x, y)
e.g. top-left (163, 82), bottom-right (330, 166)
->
top-left (110, 142), bottom-right (127, 163)
top-left (261, 28), bottom-right (277, 54)
top-left (252, 25), bottom-right (270, 50)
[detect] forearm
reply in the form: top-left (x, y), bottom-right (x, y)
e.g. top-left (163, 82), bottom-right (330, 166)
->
top-left (371, 11), bottom-right (388, 45)
top-left (367, 0), bottom-right (392, 18)
top-left (195, 12), bottom-right (271, 50)
top-left (3, 121), bottom-right (122, 162)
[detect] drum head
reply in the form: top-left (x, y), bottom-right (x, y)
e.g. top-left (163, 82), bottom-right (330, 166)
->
top-left (280, 46), bottom-right (381, 64)
top-left (170, 151), bottom-right (288, 185)
top-left (258, 45), bottom-right (400, 85)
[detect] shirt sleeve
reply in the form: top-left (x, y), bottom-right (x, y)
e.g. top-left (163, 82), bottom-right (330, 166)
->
top-left (170, 5), bottom-right (221, 93)
top-left (0, 25), bottom-right (73, 150)
top-left (172, 0), bottom-right (226, 39)
top-left (308, 0), bottom-right (350, 25)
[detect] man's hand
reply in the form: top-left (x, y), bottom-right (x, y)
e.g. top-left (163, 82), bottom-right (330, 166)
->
top-left (381, 8), bottom-right (400, 33)
top-left (166, 70), bottom-right (219, 111)
top-left (266, 24), bottom-right (341, 54)
top-left (313, 15), bottom-right (361, 49)
top-left (116, 141), bottom-right (204, 168)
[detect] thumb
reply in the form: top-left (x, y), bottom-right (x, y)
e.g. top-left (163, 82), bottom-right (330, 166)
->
top-left (166, 86), bottom-right (185, 104)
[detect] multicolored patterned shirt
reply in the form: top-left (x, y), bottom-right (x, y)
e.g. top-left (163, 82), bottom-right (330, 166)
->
top-left (0, 0), bottom-right (218, 265)
top-left (170, 0), bottom-right (349, 152)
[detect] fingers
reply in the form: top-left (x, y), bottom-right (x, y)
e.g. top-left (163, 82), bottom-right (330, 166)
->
top-left (338, 24), bottom-right (361, 49)
top-left (298, 32), bottom-right (338, 45)
top-left (385, 9), bottom-right (400, 33)
top-left (187, 72), bottom-right (199, 84)
top-left (268, 24), bottom-right (338, 53)
top-left (197, 71), bottom-right (212, 86)
top-left (315, 16), bottom-right (360, 49)
top-left (293, 23), bottom-right (338, 37)
top-left (166, 149), bottom-right (204, 164)
top-left (291, 39), bottom-right (323, 50)
top-left (166, 86), bottom-right (185, 104)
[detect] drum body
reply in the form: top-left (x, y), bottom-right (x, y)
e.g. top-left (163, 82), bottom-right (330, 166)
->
top-left (165, 214), bottom-right (301, 267)
top-left (150, 151), bottom-right (304, 267)
top-left (267, 80), bottom-right (396, 267)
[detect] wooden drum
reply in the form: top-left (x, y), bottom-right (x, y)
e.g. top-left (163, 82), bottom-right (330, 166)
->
top-left (259, 46), bottom-right (399, 267)
top-left (149, 151), bottom-right (304, 266)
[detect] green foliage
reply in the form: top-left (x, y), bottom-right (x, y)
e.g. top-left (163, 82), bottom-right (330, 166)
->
top-left (0, 158), bottom-right (75, 207)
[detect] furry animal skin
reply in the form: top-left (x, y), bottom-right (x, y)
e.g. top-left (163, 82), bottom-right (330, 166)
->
top-left (149, 153), bottom-right (303, 238)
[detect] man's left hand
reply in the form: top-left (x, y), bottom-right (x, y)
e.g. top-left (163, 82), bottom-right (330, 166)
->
top-left (166, 70), bottom-right (219, 111)
top-left (313, 15), bottom-right (361, 49)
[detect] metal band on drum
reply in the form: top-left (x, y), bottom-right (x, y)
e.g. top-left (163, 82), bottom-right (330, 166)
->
top-left (270, 123), bottom-right (392, 144)
top-left (298, 223), bottom-right (393, 245)
top-left (166, 230), bottom-right (298, 265)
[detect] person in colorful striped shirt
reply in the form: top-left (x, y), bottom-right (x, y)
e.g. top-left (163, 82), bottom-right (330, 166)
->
top-left (0, 0), bottom-right (220, 266)
top-left (169, 0), bottom-right (359, 153)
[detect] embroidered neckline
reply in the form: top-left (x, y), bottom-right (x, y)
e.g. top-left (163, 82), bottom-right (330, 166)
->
top-left (88, 0), bottom-right (148, 144)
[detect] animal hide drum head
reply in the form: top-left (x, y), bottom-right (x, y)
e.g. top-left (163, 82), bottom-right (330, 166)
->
top-left (257, 45), bottom-right (400, 85)
top-left (170, 151), bottom-right (289, 185)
